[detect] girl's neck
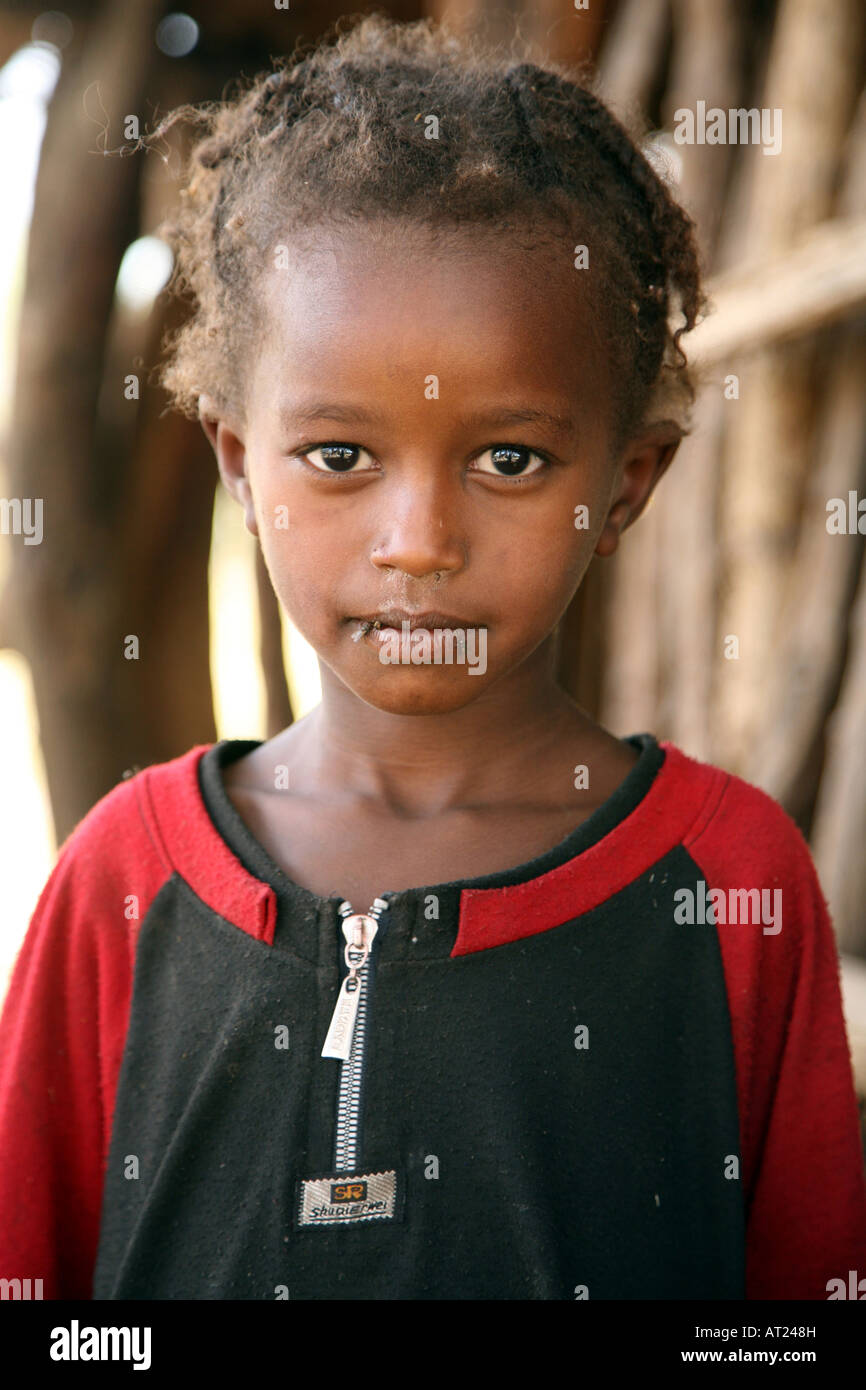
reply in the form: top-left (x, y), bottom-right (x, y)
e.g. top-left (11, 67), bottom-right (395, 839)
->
top-left (293, 640), bottom-right (599, 817)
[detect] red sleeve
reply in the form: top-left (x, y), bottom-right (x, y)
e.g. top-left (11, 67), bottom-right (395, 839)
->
top-left (686, 773), bottom-right (866, 1299)
top-left (0, 775), bottom-right (170, 1299)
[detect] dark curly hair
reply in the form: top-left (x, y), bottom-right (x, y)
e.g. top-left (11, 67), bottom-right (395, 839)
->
top-left (146, 11), bottom-right (706, 456)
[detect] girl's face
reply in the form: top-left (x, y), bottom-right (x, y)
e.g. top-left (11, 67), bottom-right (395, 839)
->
top-left (206, 220), bottom-right (676, 716)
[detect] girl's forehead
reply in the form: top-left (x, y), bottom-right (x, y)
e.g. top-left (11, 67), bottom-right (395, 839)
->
top-left (266, 217), bottom-right (570, 300)
top-left (254, 220), bottom-right (610, 408)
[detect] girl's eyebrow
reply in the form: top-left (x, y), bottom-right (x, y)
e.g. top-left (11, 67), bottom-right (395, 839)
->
top-left (278, 401), bottom-right (577, 438)
top-left (460, 406), bottom-right (577, 439)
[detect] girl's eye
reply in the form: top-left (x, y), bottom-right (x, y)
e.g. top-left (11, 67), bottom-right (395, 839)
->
top-left (471, 445), bottom-right (549, 478)
top-left (301, 443), bottom-right (375, 473)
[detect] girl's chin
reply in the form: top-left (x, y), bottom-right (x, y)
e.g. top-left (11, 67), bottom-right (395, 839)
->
top-left (338, 667), bottom-right (491, 716)
top-left (360, 692), bottom-right (487, 717)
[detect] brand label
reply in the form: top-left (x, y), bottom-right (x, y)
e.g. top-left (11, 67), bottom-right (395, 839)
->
top-left (297, 1170), bottom-right (400, 1227)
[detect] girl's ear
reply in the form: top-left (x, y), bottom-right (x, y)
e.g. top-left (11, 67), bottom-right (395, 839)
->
top-left (198, 394), bottom-right (259, 538)
top-left (594, 424), bottom-right (682, 559)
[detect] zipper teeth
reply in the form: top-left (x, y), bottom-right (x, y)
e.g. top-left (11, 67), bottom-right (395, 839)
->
top-left (334, 966), bottom-right (370, 1172)
top-left (333, 897), bottom-right (388, 1174)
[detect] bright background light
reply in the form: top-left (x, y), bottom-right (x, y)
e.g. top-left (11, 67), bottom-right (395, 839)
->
top-left (115, 235), bottom-right (174, 313)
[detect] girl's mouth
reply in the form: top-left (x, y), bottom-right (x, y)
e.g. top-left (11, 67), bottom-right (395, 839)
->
top-left (350, 609), bottom-right (482, 641)
top-left (351, 617), bottom-right (483, 644)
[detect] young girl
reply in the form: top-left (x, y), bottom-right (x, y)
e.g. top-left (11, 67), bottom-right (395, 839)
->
top-left (1, 14), bottom-right (864, 1301)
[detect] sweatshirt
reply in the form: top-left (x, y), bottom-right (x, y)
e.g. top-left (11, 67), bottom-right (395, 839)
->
top-left (0, 732), bottom-right (864, 1299)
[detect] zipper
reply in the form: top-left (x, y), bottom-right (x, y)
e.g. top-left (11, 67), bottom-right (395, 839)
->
top-left (321, 895), bottom-right (390, 1173)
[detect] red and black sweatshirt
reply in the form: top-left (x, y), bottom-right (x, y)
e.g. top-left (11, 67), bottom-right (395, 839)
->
top-left (1, 732), bottom-right (864, 1300)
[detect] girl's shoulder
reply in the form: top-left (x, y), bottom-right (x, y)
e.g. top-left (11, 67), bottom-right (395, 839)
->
top-left (658, 737), bottom-right (826, 906)
top-left (25, 744), bottom-right (216, 965)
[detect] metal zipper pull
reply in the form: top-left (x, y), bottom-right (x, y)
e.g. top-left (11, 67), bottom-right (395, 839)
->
top-left (321, 897), bottom-right (388, 1061)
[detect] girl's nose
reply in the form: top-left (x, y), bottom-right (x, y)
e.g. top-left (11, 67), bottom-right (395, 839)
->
top-left (369, 479), bottom-right (466, 581)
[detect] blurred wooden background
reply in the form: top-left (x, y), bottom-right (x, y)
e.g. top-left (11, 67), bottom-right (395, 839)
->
top-left (0, 0), bottom-right (864, 1094)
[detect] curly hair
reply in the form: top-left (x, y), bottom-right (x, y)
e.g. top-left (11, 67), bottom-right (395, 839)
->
top-left (146, 11), bottom-right (706, 456)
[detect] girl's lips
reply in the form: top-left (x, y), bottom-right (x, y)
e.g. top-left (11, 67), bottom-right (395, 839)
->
top-left (352, 610), bottom-right (482, 630)
top-left (351, 620), bottom-right (444, 646)
top-left (349, 615), bottom-right (487, 644)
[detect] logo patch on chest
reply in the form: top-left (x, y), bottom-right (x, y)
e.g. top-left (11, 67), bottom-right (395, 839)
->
top-left (296, 1170), bottom-right (401, 1227)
